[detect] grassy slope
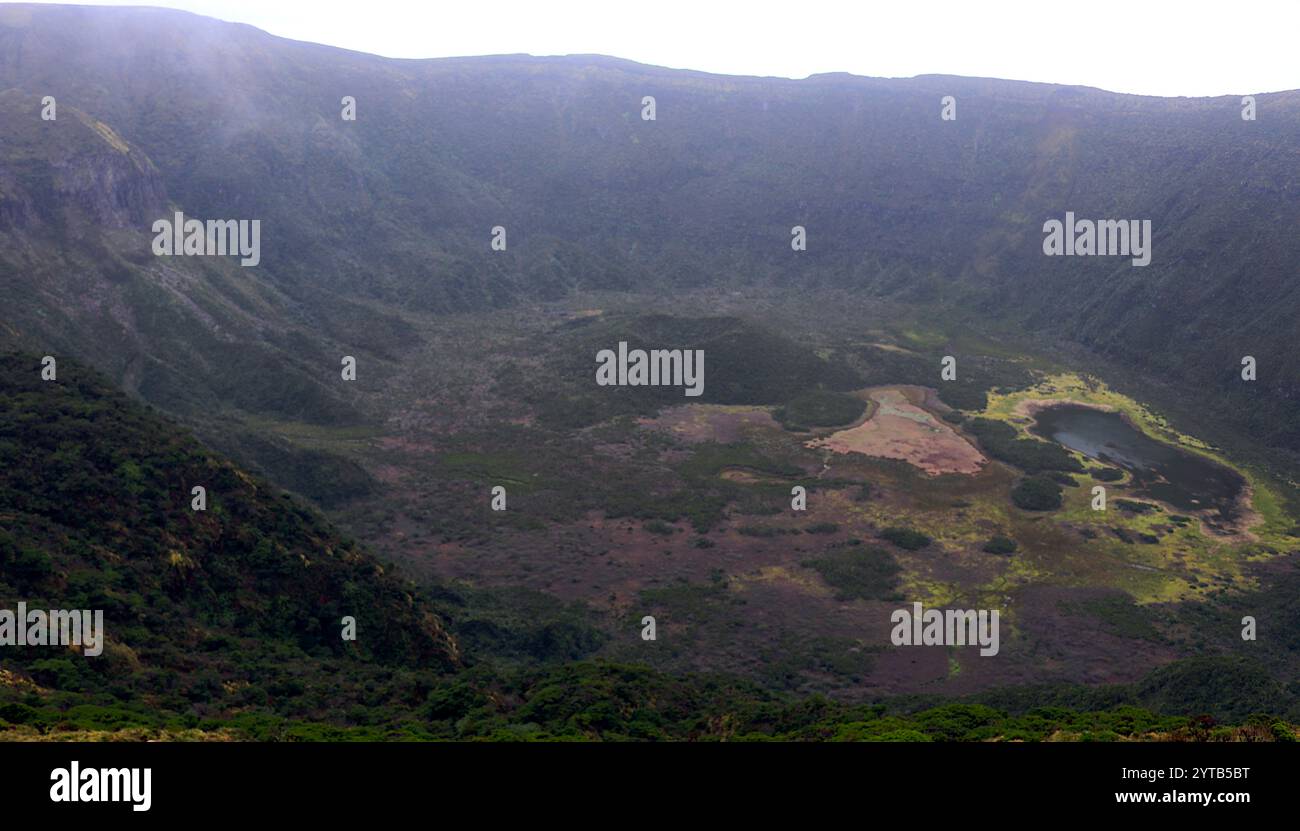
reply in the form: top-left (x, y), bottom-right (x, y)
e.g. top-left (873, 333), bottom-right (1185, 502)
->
top-left (0, 352), bottom-right (458, 726)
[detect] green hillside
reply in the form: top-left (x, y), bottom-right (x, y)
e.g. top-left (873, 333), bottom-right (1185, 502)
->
top-left (1, 352), bottom-right (1297, 741)
top-left (0, 3), bottom-right (1296, 476)
top-left (1, 5), bottom-right (1298, 743)
top-left (0, 352), bottom-right (458, 723)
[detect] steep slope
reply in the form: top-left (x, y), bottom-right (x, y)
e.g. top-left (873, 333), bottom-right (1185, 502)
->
top-left (0, 87), bottom-right (367, 422)
top-left (0, 352), bottom-right (457, 719)
top-left (1, 354), bottom-right (1297, 740)
top-left (0, 84), bottom-right (400, 501)
top-left (0, 3), bottom-right (1296, 472)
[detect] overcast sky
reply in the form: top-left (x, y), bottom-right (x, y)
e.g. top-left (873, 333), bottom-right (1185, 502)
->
top-left (24, 0), bottom-right (1300, 96)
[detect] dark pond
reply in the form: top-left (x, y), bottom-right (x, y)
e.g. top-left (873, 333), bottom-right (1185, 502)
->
top-left (1029, 404), bottom-right (1245, 522)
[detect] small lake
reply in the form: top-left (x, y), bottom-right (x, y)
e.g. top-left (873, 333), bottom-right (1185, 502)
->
top-left (1029, 404), bottom-right (1245, 522)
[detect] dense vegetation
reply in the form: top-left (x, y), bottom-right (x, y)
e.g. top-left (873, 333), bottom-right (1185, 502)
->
top-left (880, 527), bottom-right (933, 550)
top-left (774, 389), bottom-right (866, 431)
top-left (504, 314), bottom-right (863, 430)
top-left (801, 544), bottom-right (902, 601)
top-left (1011, 476), bottom-right (1065, 511)
top-left (2, 6), bottom-right (1299, 743)
top-left (4, 353), bottom-right (1297, 741)
top-left (0, 353), bottom-right (457, 719)
top-left (4, 657), bottom-right (1297, 742)
top-left (982, 535), bottom-right (1019, 555)
top-left (966, 418), bottom-right (1085, 475)
top-left (1, 4), bottom-right (1296, 486)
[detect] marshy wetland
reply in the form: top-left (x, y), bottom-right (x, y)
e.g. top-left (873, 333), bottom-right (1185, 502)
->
top-left (318, 310), bottom-right (1296, 702)
top-left (1030, 403), bottom-right (1247, 524)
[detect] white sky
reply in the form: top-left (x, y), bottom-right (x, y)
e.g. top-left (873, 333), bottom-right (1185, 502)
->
top-left (25, 0), bottom-right (1300, 96)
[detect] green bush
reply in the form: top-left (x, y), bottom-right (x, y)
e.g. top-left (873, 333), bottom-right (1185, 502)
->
top-left (1011, 477), bottom-right (1063, 510)
top-left (801, 546), bottom-right (901, 601)
top-left (982, 535), bottom-right (1018, 555)
top-left (1090, 466), bottom-right (1124, 482)
top-left (738, 525), bottom-right (799, 538)
top-left (804, 522), bottom-right (840, 534)
top-left (774, 389), bottom-right (865, 429)
top-left (967, 418), bottom-right (1083, 474)
top-left (881, 526), bottom-right (931, 550)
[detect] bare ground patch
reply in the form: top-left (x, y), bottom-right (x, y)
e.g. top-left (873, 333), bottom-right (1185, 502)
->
top-left (808, 387), bottom-right (986, 476)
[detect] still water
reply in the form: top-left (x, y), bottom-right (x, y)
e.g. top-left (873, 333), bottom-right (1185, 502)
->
top-left (1030, 404), bottom-right (1244, 522)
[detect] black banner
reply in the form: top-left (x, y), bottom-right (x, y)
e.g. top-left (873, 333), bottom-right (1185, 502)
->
top-left (0, 741), bottom-right (1287, 819)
